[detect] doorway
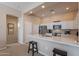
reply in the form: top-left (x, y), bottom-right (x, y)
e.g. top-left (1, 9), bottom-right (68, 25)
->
top-left (6, 15), bottom-right (18, 44)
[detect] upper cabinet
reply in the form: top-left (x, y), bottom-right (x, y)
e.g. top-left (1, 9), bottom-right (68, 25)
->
top-left (47, 21), bottom-right (75, 29)
top-left (73, 12), bottom-right (79, 29)
top-left (47, 23), bottom-right (53, 29)
top-left (47, 22), bottom-right (62, 29)
top-left (61, 21), bottom-right (74, 29)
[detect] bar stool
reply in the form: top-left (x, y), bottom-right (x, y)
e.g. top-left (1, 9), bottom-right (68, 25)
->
top-left (53, 48), bottom-right (67, 56)
top-left (28, 41), bottom-right (38, 56)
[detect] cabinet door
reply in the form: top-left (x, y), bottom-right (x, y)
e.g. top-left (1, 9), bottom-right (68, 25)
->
top-left (68, 21), bottom-right (74, 29)
top-left (47, 23), bottom-right (53, 29)
top-left (73, 12), bottom-right (78, 29)
top-left (62, 21), bottom-right (74, 29)
top-left (61, 22), bottom-right (66, 29)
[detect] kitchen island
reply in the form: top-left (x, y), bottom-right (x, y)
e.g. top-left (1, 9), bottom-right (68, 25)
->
top-left (28, 34), bottom-right (79, 56)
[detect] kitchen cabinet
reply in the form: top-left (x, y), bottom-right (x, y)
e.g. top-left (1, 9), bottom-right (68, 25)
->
top-left (47, 23), bottom-right (53, 29)
top-left (40, 20), bottom-right (74, 30)
top-left (73, 19), bottom-right (78, 29)
top-left (47, 22), bottom-right (62, 29)
top-left (61, 21), bottom-right (74, 29)
top-left (73, 12), bottom-right (79, 29)
top-left (52, 22), bottom-right (62, 29)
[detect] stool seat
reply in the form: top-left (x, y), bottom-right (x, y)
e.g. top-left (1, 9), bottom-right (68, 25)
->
top-left (28, 41), bottom-right (38, 56)
top-left (53, 48), bottom-right (67, 56)
top-left (29, 41), bottom-right (37, 44)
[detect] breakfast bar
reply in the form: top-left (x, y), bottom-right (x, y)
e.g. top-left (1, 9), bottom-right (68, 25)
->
top-left (28, 34), bottom-right (79, 56)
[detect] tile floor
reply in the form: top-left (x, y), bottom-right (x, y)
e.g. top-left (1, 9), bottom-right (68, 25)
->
top-left (0, 43), bottom-right (43, 56)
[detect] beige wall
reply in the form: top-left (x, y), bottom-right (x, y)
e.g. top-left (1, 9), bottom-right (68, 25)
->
top-left (31, 16), bottom-right (42, 34)
top-left (32, 16), bottom-right (42, 25)
top-left (0, 4), bottom-right (21, 49)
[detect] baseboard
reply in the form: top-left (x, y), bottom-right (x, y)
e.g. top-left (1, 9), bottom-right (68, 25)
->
top-left (0, 47), bottom-right (7, 50)
top-left (38, 51), bottom-right (49, 56)
top-left (18, 42), bottom-right (24, 44)
top-left (7, 43), bottom-right (19, 46)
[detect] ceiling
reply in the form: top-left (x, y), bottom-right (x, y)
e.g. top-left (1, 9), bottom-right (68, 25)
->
top-left (0, 2), bottom-right (78, 15)
top-left (26, 2), bottom-right (78, 18)
top-left (0, 2), bottom-right (44, 13)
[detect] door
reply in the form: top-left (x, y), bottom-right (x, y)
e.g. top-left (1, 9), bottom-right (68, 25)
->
top-left (7, 15), bottom-right (18, 44)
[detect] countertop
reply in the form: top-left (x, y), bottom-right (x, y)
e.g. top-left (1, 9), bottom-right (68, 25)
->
top-left (29, 34), bottom-right (79, 48)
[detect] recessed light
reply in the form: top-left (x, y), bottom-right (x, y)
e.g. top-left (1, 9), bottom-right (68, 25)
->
top-left (30, 11), bottom-right (33, 14)
top-left (66, 7), bottom-right (69, 10)
top-left (51, 11), bottom-right (55, 14)
top-left (41, 5), bottom-right (45, 8)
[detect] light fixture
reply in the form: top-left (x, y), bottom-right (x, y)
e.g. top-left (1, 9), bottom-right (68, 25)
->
top-left (66, 7), bottom-right (69, 10)
top-left (30, 11), bottom-right (33, 14)
top-left (41, 5), bottom-right (45, 8)
top-left (51, 11), bottom-right (55, 14)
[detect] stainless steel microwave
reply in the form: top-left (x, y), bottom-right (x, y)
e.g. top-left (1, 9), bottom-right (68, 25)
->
top-left (53, 25), bottom-right (61, 29)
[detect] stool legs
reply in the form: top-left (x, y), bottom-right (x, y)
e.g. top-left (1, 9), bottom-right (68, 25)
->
top-left (28, 43), bottom-right (30, 53)
top-left (32, 44), bottom-right (34, 56)
top-left (36, 43), bottom-right (38, 53)
top-left (28, 41), bottom-right (38, 56)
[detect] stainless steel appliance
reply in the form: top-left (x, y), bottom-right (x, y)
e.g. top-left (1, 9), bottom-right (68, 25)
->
top-left (39, 25), bottom-right (47, 35)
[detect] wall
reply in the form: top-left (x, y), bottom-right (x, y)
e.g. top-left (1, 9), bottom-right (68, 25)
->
top-left (24, 15), bottom-right (32, 43)
top-left (32, 16), bottom-right (42, 34)
top-left (0, 4), bottom-right (21, 49)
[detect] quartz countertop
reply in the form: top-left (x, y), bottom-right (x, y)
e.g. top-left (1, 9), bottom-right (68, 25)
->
top-left (29, 34), bottom-right (79, 48)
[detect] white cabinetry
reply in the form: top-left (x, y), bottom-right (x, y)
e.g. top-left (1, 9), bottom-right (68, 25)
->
top-left (52, 22), bottom-right (62, 29)
top-left (62, 21), bottom-right (74, 29)
top-left (47, 23), bottom-right (53, 29)
top-left (47, 22), bottom-right (62, 29)
top-left (40, 20), bottom-right (74, 30)
top-left (73, 12), bottom-right (78, 29)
